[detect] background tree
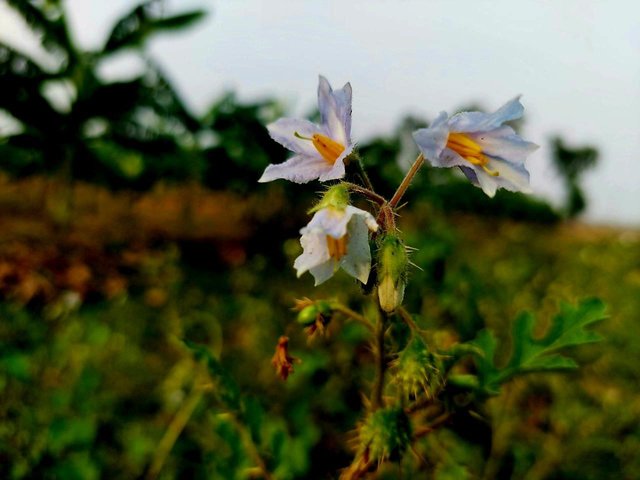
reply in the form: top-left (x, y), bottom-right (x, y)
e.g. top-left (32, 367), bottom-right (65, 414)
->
top-left (551, 136), bottom-right (599, 218)
top-left (0, 0), bottom-right (205, 191)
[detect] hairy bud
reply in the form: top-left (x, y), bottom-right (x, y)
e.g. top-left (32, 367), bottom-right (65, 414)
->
top-left (376, 234), bottom-right (409, 312)
top-left (357, 407), bottom-right (412, 463)
top-left (393, 336), bottom-right (442, 399)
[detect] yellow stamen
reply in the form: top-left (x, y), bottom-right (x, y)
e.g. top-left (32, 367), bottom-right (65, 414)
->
top-left (312, 134), bottom-right (345, 165)
top-left (446, 132), bottom-right (499, 176)
top-left (294, 131), bottom-right (345, 165)
top-left (326, 234), bottom-right (348, 260)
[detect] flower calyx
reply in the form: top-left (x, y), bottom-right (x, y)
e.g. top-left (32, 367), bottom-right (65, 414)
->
top-left (376, 234), bottom-right (409, 313)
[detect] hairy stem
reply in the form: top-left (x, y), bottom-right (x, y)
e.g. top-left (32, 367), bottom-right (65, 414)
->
top-left (371, 303), bottom-right (388, 409)
top-left (341, 182), bottom-right (387, 206)
top-left (354, 155), bottom-right (375, 192)
top-left (389, 154), bottom-right (424, 208)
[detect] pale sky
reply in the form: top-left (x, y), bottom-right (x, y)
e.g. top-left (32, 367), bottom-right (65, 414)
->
top-left (1, 0), bottom-right (639, 225)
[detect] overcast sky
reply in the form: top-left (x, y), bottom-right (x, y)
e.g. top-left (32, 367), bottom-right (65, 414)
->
top-left (1, 0), bottom-right (638, 225)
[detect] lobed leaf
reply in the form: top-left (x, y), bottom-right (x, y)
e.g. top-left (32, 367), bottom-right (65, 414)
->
top-left (469, 298), bottom-right (606, 395)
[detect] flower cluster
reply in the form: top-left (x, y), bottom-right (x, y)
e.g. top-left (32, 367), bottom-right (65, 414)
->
top-left (259, 76), bottom-right (538, 288)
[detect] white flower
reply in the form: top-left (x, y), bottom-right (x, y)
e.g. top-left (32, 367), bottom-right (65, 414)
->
top-left (294, 205), bottom-right (378, 286)
top-left (259, 76), bottom-right (353, 183)
top-left (413, 97), bottom-right (539, 197)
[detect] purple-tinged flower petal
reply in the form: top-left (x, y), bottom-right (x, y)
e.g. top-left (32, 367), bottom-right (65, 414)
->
top-left (258, 154), bottom-right (331, 184)
top-left (412, 112), bottom-right (450, 163)
top-left (318, 144), bottom-right (353, 182)
top-left (267, 118), bottom-right (326, 157)
top-left (469, 126), bottom-right (539, 165)
top-left (448, 96), bottom-right (524, 133)
top-left (318, 75), bottom-right (351, 147)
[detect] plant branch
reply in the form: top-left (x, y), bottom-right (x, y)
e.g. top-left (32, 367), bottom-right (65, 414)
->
top-left (353, 155), bottom-right (375, 192)
top-left (146, 372), bottom-right (211, 480)
top-left (228, 413), bottom-right (274, 480)
top-left (371, 303), bottom-right (388, 409)
top-left (389, 154), bottom-right (424, 208)
top-left (342, 182), bottom-right (387, 206)
top-left (333, 304), bottom-right (375, 333)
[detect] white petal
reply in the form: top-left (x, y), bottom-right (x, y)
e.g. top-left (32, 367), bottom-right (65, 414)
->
top-left (340, 215), bottom-right (372, 284)
top-left (318, 144), bottom-right (352, 182)
top-left (294, 229), bottom-right (330, 276)
top-left (318, 75), bottom-right (349, 146)
top-left (258, 154), bottom-right (331, 183)
top-left (487, 157), bottom-right (532, 193)
top-left (470, 126), bottom-right (539, 165)
top-left (267, 118), bottom-right (326, 157)
top-left (413, 111), bottom-right (450, 163)
top-left (346, 205), bottom-right (378, 232)
top-left (448, 97), bottom-right (524, 133)
top-left (475, 169), bottom-right (500, 198)
top-left (307, 207), bottom-right (352, 239)
top-left (309, 261), bottom-right (336, 286)
top-left (435, 147), bottom-right (472, 169)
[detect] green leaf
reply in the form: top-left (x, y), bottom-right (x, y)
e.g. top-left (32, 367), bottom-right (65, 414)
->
top-left (469, 298), bottom-right (606, 395)
top-left (102, 2), bottom-right (206, 55)
top-left (184, 340), bottom-right (241, 411)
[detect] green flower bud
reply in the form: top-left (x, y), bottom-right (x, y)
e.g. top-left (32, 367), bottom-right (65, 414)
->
top-left (393, 336), bottom-right (442, 399)
top-left (357, 407), bottom-right (412, 462)
top-left (309, 184), bottom-right (349, 213)
top-left (376, 234), bottom-right (409, 313)
top-left (296, 300), bottom-right (333, 326)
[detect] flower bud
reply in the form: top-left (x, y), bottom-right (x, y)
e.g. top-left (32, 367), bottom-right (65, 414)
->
top-left (393, 337), bottom-right (442, 399)
top-left (310, 183), bottom-right (349, 213)
top-left (376, 235), bottom-right (408, 312)
top-left (357, 407), bottom-right (412, 462)
top-left (296, 300), bottom-right (332, 325)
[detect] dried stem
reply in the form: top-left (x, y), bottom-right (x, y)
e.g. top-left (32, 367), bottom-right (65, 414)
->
top-left (389, 154), bottom-right (424, 208)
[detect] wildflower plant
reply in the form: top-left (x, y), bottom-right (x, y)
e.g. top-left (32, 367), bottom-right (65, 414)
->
top-left (259, 76), bottom-right (606, 478)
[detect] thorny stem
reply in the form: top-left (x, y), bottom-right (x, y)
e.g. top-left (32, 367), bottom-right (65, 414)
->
top-left (341, 182), bottom-right (387, 206)
top-left (389, 154), bottom-right (424, 208)
top-left (371, 302), bottom-right (388, 410)
top-left (333, 304), bottom-right (375, 333)
top-left (397, 306), bottom-right (422, 333)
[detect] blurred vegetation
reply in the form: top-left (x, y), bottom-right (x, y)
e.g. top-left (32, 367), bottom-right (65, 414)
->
top-left (1, 1), bottom-right (636, 479)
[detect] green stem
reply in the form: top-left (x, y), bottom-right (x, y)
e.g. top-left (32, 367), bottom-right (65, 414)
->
top-left (371, 303), bottom-right (388, 409)
top-left (333, 304), bottom-right (375, 333)
top-left (354, 154), bottom-right (375, 192)
top-left (146, 372), bottom-right (209, 480)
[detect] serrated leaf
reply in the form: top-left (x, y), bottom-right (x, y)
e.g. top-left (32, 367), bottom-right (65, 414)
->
top-left (469, 298), bottom-right (606, 395)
